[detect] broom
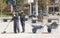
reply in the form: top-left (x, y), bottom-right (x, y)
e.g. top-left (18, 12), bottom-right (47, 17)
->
top-left (1, 21), bottom-right (11, 34)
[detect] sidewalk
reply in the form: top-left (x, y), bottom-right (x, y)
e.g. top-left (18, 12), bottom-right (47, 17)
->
top-left (0, 16), bottom-right (60, 38)
top-left (0, 21), bottom-right (60, 38)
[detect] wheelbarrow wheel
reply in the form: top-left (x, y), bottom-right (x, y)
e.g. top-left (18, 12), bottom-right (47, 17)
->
top-left (47, 28), bottom-right (51, 33)
top-left (32, 28), bottom-right (37, 33)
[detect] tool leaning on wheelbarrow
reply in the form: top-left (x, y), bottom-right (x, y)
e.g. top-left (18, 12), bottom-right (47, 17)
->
top-left (1, 21), bottom-right (11, 34)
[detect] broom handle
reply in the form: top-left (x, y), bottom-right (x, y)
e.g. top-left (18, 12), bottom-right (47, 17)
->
top-left (4, 21), bottom-right (11, 31)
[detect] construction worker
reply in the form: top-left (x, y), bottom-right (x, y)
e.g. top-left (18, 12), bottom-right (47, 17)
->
top-left (20, 10), bottom-right (25, 33)
top-left (11, 11), bottom-right (20, 33)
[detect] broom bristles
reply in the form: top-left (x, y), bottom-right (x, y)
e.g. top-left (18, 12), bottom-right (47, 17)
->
top-left (1, 31), bottom-right (6, 34)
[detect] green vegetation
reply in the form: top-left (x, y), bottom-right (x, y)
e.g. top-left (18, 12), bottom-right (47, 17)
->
top-left (2, 12), bottom-right (12, 16)
top-left (48, 12), bottom-right (55, 15)
top-left (0, 0), bottom-right (24, 17)
top-left (0, 0), bottom-right (55, 16)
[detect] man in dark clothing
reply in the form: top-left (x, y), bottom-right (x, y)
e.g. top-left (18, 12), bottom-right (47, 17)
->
top-left (11, 11), bottom-right (20, 33)
top-left (20, 11), bottom-right (25, 33)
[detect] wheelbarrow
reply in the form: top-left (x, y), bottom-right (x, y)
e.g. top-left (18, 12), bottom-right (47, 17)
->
top-left (32, 25), bottom-right (44, 33)
top-left (47, 22), bottom-right (58, 33)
